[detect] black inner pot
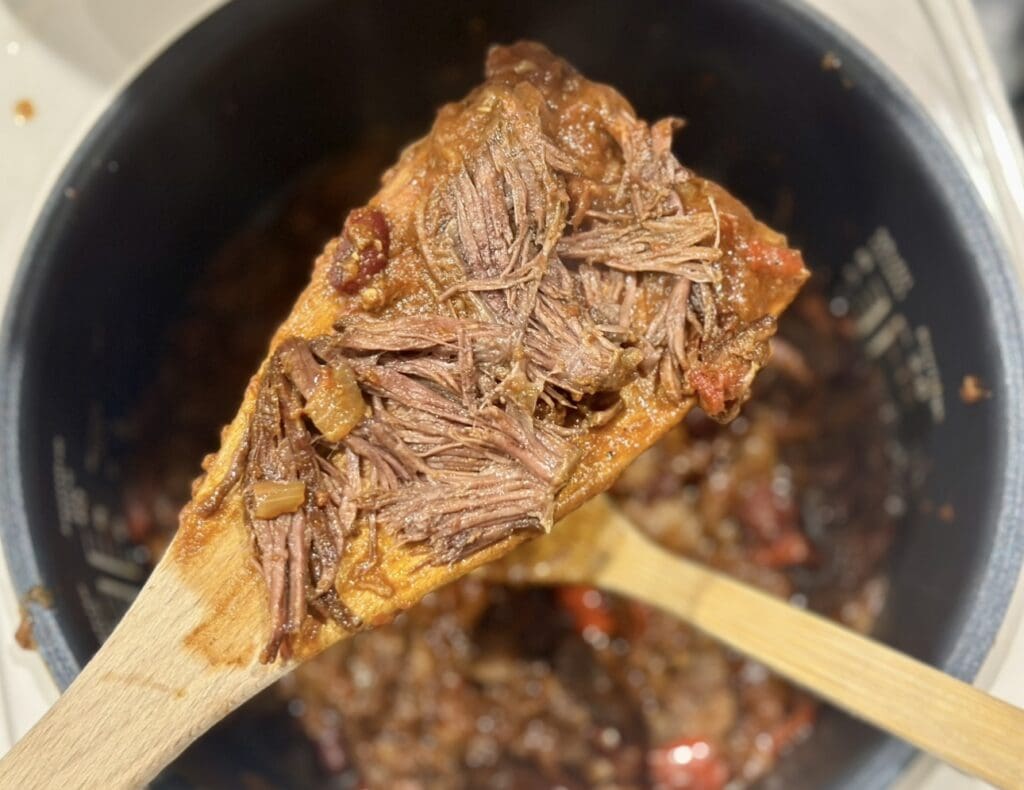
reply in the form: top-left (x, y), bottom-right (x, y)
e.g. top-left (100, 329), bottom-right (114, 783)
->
top-left (2, 0), bottom-right (1023, 788)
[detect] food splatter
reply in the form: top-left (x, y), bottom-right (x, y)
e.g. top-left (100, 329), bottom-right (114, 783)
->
top-left (959, 375), bottom-right (991, 404)
top-left (12, 98), bottom-right (35, 125)
top-left (14, 585), bottom-right (54, 651)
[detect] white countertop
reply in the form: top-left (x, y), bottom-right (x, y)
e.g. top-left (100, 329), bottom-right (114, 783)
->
top-left (0, 1), bottom-right (1022, 787)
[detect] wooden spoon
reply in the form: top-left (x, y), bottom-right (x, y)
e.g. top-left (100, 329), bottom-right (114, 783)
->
top-left (0, 44), bottom-right (807, 789)
top-left (0, 397), bottom-right (691, 789)
top-left (494, 495), bottom-right (1024, 790)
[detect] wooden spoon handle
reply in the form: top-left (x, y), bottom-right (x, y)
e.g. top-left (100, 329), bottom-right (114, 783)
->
top-left (0, 557), bottom-right (288, 789)
top-left (595, 514), bottom-right (1024, 789)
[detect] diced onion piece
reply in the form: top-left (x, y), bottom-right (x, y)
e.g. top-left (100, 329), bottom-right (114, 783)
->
top-left (304, 360), bottom-right (365, 441)
top-left (251, 480), bottom-right (306, 519)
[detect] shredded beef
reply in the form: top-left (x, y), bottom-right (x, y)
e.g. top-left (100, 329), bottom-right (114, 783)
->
top-left (198, 43), bottom-right (807, 660)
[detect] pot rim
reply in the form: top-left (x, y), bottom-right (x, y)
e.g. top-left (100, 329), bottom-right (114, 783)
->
top-left (0, 1), bottom-right (1021, 788)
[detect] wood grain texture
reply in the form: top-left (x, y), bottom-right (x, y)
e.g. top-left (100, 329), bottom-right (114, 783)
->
top-left (0, 390), bottom-right (690, 790)
top-left (0, 542), bottom-right (288, 789)
top-left (507, 497), bottom-right (1024, 790)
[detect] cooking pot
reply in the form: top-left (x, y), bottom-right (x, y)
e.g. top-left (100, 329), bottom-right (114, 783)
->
top-left (1, 0), bottom-right (1022, 787)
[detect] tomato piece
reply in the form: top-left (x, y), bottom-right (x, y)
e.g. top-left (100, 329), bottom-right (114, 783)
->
top-left (328, 207), bottom-right (390, 294)
top-left (768, 699), bottom-right (817, 756)
top-left (648, 737), bottom-right (730, 790)
top-left (743, 236), bottom-right (806, 279)
top-left (751, 530), bottom-right (811, 568)
top-left (739, 480), bottom-right (812, 568)
top-left (686, 360), bottom-right (747, 418)
top-left (737, 480), bottom-right (794, 543)
top-left (557, 585), bottom-right (616, 638)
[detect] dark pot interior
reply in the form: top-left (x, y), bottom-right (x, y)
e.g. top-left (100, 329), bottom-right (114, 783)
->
top-left (2, 0), bottom-right (1023, 788)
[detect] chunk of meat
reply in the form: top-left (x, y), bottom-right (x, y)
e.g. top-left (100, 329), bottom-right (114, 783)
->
top-left (195, 42), bottom-right (807, 660)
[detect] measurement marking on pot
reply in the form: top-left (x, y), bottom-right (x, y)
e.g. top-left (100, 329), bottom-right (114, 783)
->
top-left (911, 327), bottom-right (944, 424)
top-left (76, 582), bottom-right (114, 643)
top-left (90, 504), bottom-right (110, 533)
top-left (52, 436), bottom-right (89, 538)
top-left (869, 227), bottom-right (914, 300)
top-left (85, 549), bottom-right (144, 581)
top-left (96, 576), bottom-right (140, 604)
top-left (865, 313), bottom-right (907, 359)
top-left (839, 227), bottom-right (945, 425)
top-left (853, 280), bottom-right (892, 338)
